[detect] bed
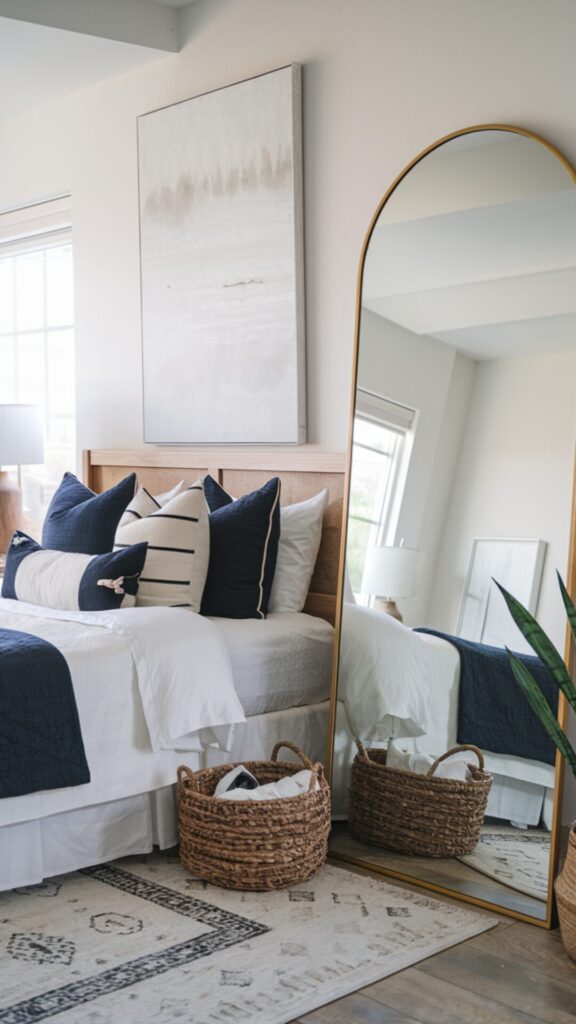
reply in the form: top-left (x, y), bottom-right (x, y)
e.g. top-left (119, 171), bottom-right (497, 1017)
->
top-left (331, 603), bottom-right (556, 829)
top-left (0, 447), bottom-right (345, 890)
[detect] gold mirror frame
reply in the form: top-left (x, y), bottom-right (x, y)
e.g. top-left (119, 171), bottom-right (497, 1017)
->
top-left (326, 124), bottom-right (576, 928)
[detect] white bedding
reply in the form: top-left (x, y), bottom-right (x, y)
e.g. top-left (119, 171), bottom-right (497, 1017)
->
top-left (339, 603), bottom-right (432, 740)
top-left (1, 701), bottom-right (331, 889)
top-left (334, 604), bottom-right (555, 824)
top-left (209, 611), bottom-right (334, 716)
top-left (0, 599), bottom-right (245, 829)
top-left (0, 601), bottom-right (334, 835)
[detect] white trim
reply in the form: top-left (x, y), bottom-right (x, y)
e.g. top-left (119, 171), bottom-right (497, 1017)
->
top-left (356, 388), bottom-right (416, 431)
top-left (0, 194), bottom-right (70, 218)
top-left (256, 481), bottom-right (281, 619)
top-left (0, 196), bottom-right (72, 256)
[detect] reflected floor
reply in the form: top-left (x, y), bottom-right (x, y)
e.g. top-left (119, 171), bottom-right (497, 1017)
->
top-left (329, 821), bottom-right (549, 921)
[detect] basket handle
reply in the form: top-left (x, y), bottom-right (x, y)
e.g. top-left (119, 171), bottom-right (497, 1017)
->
top-left (270, 740), bottom-right (313, 769)
top-left (426, 744), bottom-right (484, 778)
top-left (355, 740), bottom-right (372, 763)
top-left (307, 763), bottom-right (323, 792)
top-left (177, 764), bottom-right (198, 794)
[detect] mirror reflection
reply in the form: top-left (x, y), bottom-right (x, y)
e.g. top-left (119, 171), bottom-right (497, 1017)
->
top-left (330, 129), bottom-right (576, 922)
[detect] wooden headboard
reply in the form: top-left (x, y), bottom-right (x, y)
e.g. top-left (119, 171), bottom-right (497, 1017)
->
top-left (83, 448), bottom-right (346, 624)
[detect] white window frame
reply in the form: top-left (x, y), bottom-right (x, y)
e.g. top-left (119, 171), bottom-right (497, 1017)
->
top-left (348, 389), bottom-right (417, 601)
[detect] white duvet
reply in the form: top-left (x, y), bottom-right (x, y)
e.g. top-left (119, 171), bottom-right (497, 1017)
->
top-left (0, 599), bottom-right (245, 828)
top-left (339, 603), bottom-right (432, 741)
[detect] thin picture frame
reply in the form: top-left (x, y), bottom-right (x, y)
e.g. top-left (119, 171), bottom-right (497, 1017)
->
top-left (456, 536), bottom-right (547, 650)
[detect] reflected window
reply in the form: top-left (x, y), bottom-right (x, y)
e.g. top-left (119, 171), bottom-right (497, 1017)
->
top-left (347, 390), bottom-right (415, 599)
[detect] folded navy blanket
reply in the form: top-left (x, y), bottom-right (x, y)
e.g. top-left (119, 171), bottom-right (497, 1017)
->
top-left (0, 627), bottom-right (90, 798)
top-left (414, 628), bottom-right (558, 766)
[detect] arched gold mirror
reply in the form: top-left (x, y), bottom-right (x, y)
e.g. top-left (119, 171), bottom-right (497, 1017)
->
top-left (328, 125), bottom-right (576, 926)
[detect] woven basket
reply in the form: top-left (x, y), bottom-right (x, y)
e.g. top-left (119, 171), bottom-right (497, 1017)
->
top-left (177, 741), bottom-right (331, 891)
top-left (555, 822), bottom-right (576, 961)
top-left (348, 742), bottom-right (493, 858)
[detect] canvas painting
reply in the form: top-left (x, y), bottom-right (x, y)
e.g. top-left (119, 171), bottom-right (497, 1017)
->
top-left (138, 65), bottom-right (306, 443)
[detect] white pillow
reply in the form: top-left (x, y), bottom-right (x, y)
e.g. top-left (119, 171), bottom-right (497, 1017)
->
top-left (114, 480), bottom-right (209, 611)
top-left (269, 489), bottom-right (329, 613)
top-left (156, 480), bottom-right (185, 505)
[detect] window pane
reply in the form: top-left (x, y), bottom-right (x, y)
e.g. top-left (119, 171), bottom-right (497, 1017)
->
top-left (0, 258), bottom-right (14, 333)
top-left (0, 337), bottom-right (15, 402)
top-left (347, 414), bottom-right (409, 598)
top-left (349, 444), bottom-right (393, 523)
top-left (16, 333), bottom-right (45, 407)
top-left (46, 245), bottom-right (74, 326)
top-left (47, 416), bottom-right (75, 447)
top-left (354, 416), bottom-right (400, 455)
top-left (5, 234), bottom-right (75, 525)
top-left (15, 251), bottom-right (44, 331)
top-left (347, 518), bottom-right (376, 594)
top-left (47, 329), bottom-right (75, 416)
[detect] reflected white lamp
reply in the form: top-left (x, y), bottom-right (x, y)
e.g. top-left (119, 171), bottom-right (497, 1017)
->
top-left (0, 405), bottom-right (44, 554)
top-left (361, 542), bottom-right (420, 623)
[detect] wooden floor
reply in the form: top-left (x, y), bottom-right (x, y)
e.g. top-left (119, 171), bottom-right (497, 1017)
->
top-left (291, 870), bottom-right (576, 1024)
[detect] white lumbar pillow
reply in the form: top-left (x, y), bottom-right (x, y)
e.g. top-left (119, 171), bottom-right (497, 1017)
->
top-left (114, 480), bottom-right (209, 611)
top-left (269, 489), bottom-right (329, 613)
top-left (216, 768), bottom-right (319, 800)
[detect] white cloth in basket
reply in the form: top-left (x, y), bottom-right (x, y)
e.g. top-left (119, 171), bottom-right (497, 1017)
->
top-left (216, 768), bottom-right (320, 801)
top-left (387, 741), bottom-right (471, 781)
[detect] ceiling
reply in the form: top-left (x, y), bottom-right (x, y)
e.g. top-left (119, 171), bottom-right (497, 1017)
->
top-left (0, 19), bottom-right (163, 121)
top-left (0, 0), bottom-right (195, 121)
top-left (363, 132), bottom-right (576, 361)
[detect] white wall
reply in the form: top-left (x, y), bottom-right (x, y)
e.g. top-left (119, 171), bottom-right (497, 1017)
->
top-left (1, 0), bottom-right (576, 457)
top-left (357, 309), bottom-right (476, 625)
top-left (429, 352), bottom-right (576, 652)
top-left (427, 352), bottom-right (576, 822)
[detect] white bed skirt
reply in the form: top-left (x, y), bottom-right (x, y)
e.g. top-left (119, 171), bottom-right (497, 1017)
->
top-left (1, 701), bottom-right (329, 891)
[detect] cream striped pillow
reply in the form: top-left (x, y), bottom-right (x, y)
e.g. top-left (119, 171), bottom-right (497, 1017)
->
top-left (114, 481), bottom-right (209, 610)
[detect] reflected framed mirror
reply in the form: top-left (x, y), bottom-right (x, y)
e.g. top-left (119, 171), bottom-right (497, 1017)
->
top-left (327, 125), bottom-right (576, 926)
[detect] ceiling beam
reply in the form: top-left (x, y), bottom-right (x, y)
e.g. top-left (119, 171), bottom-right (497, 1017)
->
top-left (0, 0), bottom-right (180, 53)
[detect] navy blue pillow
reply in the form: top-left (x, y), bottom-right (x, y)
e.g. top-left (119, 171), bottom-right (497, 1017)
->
top-left (201, 476), bottom-right (281, 619)
top-left (2, 531), bottom-right (148, 611)
top-left (42, 472), bottom-right (137, 555)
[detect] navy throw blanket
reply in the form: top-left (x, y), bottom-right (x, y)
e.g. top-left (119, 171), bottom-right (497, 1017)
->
top-left (414, 629), bottom-right (558, 766)
top-left (0, 628), bottom-right (90, 798)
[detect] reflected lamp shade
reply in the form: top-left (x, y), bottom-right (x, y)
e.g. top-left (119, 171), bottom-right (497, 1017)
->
top-left (361, 544), bottom-right (420, 599)
top-left (0, 405), bottom-right (44, 466)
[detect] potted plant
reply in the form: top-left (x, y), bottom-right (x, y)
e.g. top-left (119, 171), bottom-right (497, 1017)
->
top-left (496, 575), bottom-right (576, 959)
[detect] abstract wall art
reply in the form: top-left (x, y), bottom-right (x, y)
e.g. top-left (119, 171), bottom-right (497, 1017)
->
top-left (138, 65), bottom-right (306, 443)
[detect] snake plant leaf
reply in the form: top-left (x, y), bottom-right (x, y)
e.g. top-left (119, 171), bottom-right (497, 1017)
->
top-left (558, 571), bottom-right (576, 649)
top-left (494, 579), bottom-right (576, 714)
top-left (507, 650), bottom-right (576, 779)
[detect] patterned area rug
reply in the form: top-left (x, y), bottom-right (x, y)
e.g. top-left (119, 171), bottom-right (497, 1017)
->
top-left (459, 826), bottom-right (550, 901)
top-left (0, 852), bottom-right (496, 1024)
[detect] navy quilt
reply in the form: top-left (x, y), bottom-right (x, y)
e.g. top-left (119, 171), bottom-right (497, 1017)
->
top-left (414, 629), bottom-right (558, 766)
top-left (0, 628), bottom-right (90, 798)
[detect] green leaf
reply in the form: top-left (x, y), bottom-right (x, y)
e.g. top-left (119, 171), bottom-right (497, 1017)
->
top-left (558, 571), bottom-right (576, 653)
top-left (494, 580), bottom-right (576, 714)
top-left (507, 650), bottom-right (576, 779)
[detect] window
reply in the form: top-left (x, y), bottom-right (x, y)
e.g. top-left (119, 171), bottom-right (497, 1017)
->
top-left (347, 390), bottom-right (415, 599)
top-left (0, 197), bottom-right (74, 534)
